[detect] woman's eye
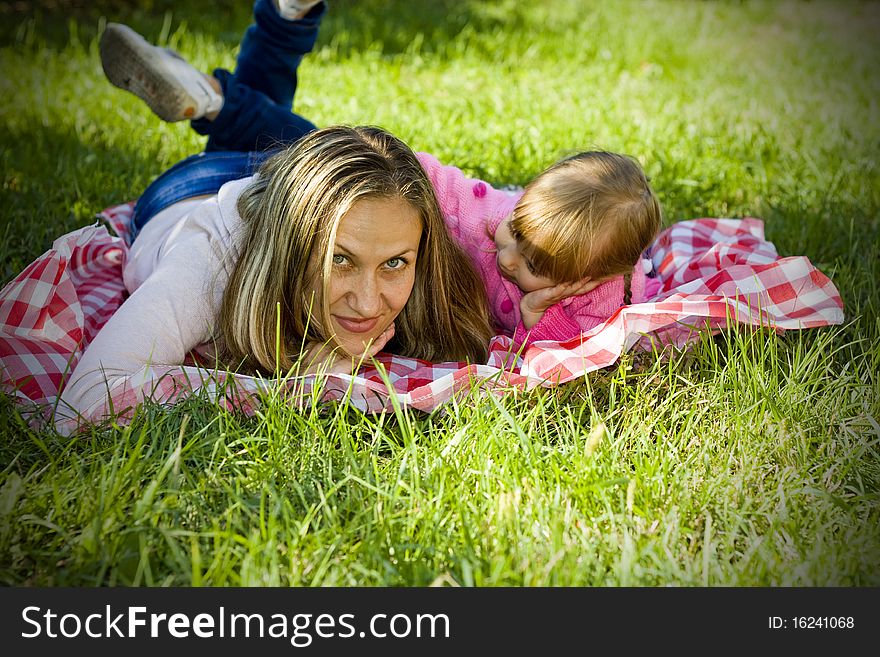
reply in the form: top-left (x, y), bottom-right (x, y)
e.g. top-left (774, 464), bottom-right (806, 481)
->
top-left (525, 260), bottom-right (537, 274)
top-left (385, 257), bottom-right (405, 270)
top-left (332, 254), bottom-right (347, 266)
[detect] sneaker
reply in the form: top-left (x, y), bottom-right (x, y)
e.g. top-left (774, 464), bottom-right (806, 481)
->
top-left (99, 23), bottom-right (223, 122)
top-left (276, 0), bottom-right (323, 20)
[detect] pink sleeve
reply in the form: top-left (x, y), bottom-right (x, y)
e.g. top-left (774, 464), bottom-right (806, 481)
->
top-left (630, 257), bottom-right (664, 301)
top-left (416, 151), bottom-right (510, 243)
top-left (512, 303), bottom-right (591, 348)
top-left (511, 260), bottom-right (656, 349)
top-left (512, 275), bottom-right (632, 348)
top-left (644, 276), bottom-right (663, 300)
top-left (635, 258), bottom-right (663, 300)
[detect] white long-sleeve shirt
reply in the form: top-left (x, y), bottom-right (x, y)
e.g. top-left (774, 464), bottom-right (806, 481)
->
top-left (58, 176), bottom-right (255, 423)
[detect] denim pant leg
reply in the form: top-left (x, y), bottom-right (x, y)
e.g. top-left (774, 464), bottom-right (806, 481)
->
top-left (130, 150), bottom-right (272, 243)
top-left (191, 0), bottom-right (326, 152)
top-left (234, 0), bottom-right (326, 107)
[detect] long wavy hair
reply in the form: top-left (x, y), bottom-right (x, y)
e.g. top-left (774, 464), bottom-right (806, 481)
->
top-left (218, 125), bottom-right (492, 373)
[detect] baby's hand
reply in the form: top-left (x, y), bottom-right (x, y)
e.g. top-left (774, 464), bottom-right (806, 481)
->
top-left (520, 279), bottom-right (599, 329)
top-left (302, 323), bottom-right (395, 375)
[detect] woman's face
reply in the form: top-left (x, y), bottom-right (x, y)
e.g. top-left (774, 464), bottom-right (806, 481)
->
top-left (310, 196), bottom-right (422, 357)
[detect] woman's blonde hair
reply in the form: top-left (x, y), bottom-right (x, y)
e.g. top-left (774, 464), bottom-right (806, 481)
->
top-left (218, 125), bottom-right (492, 373)
top-left (510, 151), bottom-right (662, 284)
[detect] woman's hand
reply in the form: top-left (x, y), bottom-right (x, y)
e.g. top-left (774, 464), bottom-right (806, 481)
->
top-left (300, 322), bottom-right (395, 375)
top-left (519, 278), bottom-right (599, 329)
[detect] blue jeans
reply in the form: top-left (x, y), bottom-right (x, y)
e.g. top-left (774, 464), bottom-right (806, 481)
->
top-left (130, 0), bottom-right (325, 241)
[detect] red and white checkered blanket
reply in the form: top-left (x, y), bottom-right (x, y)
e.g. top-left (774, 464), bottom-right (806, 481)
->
top-left (0, 203), bottom-right (844, 432)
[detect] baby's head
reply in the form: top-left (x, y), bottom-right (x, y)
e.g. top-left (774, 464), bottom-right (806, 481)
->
top-left (495, 151), bottom-right (661, 292)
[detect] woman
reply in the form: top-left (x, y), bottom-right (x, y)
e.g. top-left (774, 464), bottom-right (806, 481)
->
top-left (58, 2), bottom-right (492, 422)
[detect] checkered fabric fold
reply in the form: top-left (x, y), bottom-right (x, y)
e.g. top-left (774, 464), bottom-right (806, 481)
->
top-left (0, 204), bottom-right (844, 433)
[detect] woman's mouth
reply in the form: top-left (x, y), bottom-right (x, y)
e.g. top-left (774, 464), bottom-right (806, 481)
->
top-left (333, 315), bottom-right (380, 334)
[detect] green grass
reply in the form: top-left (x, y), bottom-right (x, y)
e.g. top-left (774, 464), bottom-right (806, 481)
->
top-left (1, 0), bottom-right (878, 585)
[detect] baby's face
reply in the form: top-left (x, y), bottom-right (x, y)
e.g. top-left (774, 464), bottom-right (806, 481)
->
top-left (493, 216), bottom-right (558, 293)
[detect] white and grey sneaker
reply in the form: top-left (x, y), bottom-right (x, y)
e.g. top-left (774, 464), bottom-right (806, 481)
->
top-left (275, 0), bottom-right (323, 20)
top-left (99, 22), bottom-right (224, 122)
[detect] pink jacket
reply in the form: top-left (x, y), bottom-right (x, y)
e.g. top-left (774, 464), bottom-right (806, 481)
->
top-left (417, 152), bottom-right (656, 348)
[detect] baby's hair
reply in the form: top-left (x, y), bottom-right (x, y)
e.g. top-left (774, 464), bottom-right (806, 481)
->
top-left (510, 151), bottom-right (662, 286)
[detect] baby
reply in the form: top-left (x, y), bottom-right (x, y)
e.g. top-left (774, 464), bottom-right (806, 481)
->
top-left (416, 150), bottom-right (663, 347)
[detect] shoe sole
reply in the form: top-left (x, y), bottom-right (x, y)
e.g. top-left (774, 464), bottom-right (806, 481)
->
top-left (100, 24), bottom-right (198, 122)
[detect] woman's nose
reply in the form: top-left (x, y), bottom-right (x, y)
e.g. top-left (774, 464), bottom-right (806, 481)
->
top-left (348, 274), bottom-right (382, 316)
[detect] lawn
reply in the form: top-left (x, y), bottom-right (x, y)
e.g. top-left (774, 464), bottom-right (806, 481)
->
top-left (0, 0), bottom-right (878, 586)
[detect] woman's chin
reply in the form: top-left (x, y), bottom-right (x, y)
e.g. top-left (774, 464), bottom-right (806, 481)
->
top-left (333, 333), bottom-right (381, 360)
